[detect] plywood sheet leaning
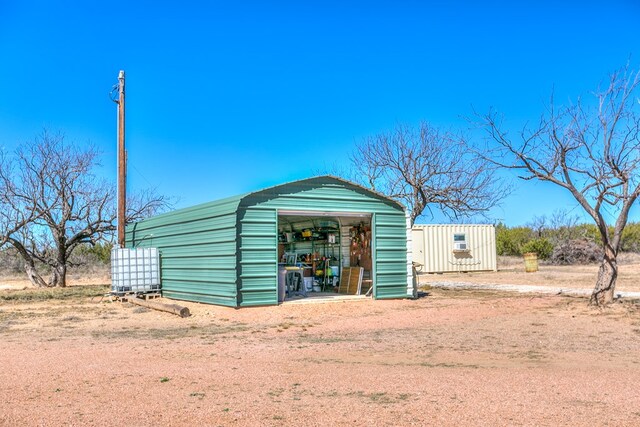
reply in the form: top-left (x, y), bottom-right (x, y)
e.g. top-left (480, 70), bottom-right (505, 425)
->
top-left (338, 267), bottom-right (352, 294)
top-left (338, 267), bottom-right (364, 295)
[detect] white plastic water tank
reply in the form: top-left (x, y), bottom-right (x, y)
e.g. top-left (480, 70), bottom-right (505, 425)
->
top-left (111, 247), bottom-right (161, 295)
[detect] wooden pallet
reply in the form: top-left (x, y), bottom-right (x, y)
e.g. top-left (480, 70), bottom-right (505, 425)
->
top-left (118, 292), bottom-right (161, 302)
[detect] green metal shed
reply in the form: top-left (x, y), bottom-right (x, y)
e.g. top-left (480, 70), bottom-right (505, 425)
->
top-left (126, 176), bottom-right (412, 307)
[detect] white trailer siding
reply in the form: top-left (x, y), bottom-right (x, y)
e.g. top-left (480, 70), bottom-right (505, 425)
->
top-left (412, 224), bottom-right (497, 273)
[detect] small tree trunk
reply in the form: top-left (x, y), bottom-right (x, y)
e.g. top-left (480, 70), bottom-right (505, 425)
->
top-left (24, 263), bottom-right (49, 288)
top-left (50, 264), bottom-right (67, 287)
top-left (589, 248), bottom-right (618, 306)
top-left (10, 239), bottom-right (50, 288)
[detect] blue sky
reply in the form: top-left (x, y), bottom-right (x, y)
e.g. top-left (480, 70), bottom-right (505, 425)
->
top-left (1, 1), bottom-right (639, 225)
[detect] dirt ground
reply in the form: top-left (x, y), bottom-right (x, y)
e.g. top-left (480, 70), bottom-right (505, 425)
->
top-left (1, 260), bottom-right (640, 426)
top-left (420, 253), bottom-right (640, 293)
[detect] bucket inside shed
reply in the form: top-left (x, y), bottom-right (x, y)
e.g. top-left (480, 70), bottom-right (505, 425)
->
top-left (277, 211), bottom-right (373, 302)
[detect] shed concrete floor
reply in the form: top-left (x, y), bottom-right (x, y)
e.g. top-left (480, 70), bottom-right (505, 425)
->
top-left (282, 291), bottom-right (369, 304)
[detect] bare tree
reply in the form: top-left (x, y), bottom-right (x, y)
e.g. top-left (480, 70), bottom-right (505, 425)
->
top-left (527, 214), bottom-right (548, 238)
top-left (480, 65), bottom-right (640, 306)
top-left (547, 209), bottom-right (582, 243)
top-left (0, 130), bottom-right (167, 287)
top-left (351, 122), bottom-right (507, 224)
top-left (0, 149), bottom-right (46, 284)
top-left (0, 156), bottom-right (31, 248)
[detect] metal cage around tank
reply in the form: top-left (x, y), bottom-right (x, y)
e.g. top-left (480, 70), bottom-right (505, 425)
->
top-left (111, 247), bottom-right (161, 295)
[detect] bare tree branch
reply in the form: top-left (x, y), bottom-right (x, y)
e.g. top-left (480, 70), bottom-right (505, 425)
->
top-left (1, 130), bottom-right (170, 287)
top-left (478, 64), bottom-right (640, 305)
top-left (350, 122), bottom-right (508, 224)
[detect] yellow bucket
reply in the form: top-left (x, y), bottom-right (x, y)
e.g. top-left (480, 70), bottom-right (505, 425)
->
top-left (523, 252), bottom-right (538, 273)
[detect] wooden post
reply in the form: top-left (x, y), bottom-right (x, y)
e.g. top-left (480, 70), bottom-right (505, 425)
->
top-left (117, 70), bottom-right (126, 248)
top-left (127, 297), bottom-right (191, 318)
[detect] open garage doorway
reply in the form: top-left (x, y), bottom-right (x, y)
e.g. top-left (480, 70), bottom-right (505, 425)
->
top-left (277, 211), bottom-right (373, 303)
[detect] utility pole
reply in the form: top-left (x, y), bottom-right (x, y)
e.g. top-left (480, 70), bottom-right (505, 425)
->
top-left (117, 70), bottom-right (126, 248)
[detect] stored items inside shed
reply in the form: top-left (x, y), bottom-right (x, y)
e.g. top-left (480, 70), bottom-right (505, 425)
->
top-left (277, 212), bottom-right (373, 300)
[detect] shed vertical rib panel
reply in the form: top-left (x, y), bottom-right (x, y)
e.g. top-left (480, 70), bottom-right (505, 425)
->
top-left (237, 207), bottom-right (278, 307)
top-left (373, 213), bottom-right (409, 299)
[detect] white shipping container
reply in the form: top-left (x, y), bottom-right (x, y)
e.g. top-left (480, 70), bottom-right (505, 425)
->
top-left (111, 247), bottom-right (161, 295)
top-left (412, 224), bottom-right (497, 273)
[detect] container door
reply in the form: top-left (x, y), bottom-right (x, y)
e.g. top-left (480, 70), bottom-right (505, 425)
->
top-left (412, 228), bottom-right (425, 266)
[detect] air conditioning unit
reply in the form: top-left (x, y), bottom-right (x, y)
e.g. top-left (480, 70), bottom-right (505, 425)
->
top-left (454, 242), bottom-right (467, 251)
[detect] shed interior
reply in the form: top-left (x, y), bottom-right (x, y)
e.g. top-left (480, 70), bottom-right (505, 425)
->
top-left (277, 212), bottom-right (373, 300)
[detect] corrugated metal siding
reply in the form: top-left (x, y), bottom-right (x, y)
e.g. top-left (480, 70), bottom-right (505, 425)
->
top-left (125, 196), bottom-right (243, 307)
top-left (237, 207), bottom-right (278, 307)
top-left (126, 176), bottom-right (409, 307)
top-left (412, 224), bottom-right (497, 273)
top-left (246, 177), bottom-right (408, 302)
top-left (245, 179), bottom-right (402, 215)
top-left (373, 212), bottom-right (410, 299)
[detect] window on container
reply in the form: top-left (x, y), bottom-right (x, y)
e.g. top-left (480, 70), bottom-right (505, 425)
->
top-left (453, 233), bottom-right (466, 242)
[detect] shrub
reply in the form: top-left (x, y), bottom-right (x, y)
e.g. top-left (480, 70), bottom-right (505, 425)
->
top-left (521, 238), bottom-right (554, 260)
top-left (569, 223), bottom-right (601, 244)
top-left (494, 220), bottom-right (640, 264)
top-left (74, 242), bottom-right (113, 265)
top-left (620, 222), bottom-right (640, 253)
top-left (496, 224), bottom-right (534, 256)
